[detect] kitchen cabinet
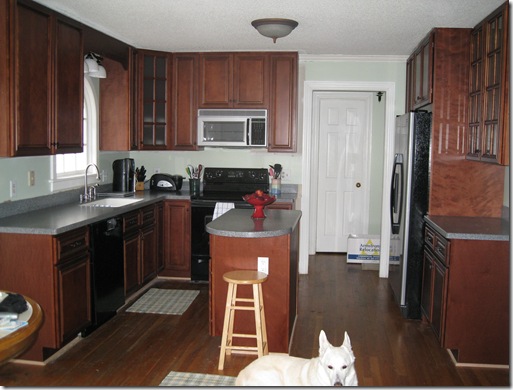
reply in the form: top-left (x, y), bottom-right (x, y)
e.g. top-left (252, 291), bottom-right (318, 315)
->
top-left (156, 201), bottom-right (164, 272)
top-left (208, 209), bottom-right (300, 353)
top-left (99, 53), bottom-right (135, 151)
top-left (267, 201), bottom-right (294, 210)
top-left (420, 225), bottom-right (448, 341)
top-left (406, 28), bottom-right (505, 218)
top-left (0, 227), bottom-right (91, 361)
top-left (198, 52), bottom-right (269, 108)
top-left (134, 49), bottom-right (172, 150)
top-left (421, 221), bottom-right (509, 366)
top-left (3, 0), bottom-right (83, 157)
top-left (468, 2), bottom-right (509, 165)
top-left (171, 53), bottom-right (199, 150)
top-left (122, 204), bottom-right (158, 295)
top-left (268, 52), bottom-right (298, 152)
top-left (406, 34), bottom-right (433, 110)
top-left (160, 199), bottom-right (191, 278)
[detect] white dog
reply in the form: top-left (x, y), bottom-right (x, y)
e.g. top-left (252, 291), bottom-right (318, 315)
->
top-left (235, 330), bottom-right (358, 386)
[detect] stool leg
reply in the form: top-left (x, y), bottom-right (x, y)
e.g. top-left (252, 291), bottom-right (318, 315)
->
top-left (226, 284), bottom-right (237, 356)
top-left (253, 284), bottom-right (264, 358)
top-left (258, 283), bottom-right (269, 355)
top-left (219, 282), bottom-right (235, 370)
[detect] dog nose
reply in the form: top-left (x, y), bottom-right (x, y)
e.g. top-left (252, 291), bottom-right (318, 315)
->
top-left (334, 381), bottom-right (343, 387)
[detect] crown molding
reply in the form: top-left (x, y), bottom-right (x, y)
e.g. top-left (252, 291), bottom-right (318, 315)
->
top-left (299, 54), bottom-right (408, 62)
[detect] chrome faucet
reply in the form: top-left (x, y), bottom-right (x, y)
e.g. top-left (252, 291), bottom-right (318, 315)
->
top-left (82, 163), bottom-right (100, 203)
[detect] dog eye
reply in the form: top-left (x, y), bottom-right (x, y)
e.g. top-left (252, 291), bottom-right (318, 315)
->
top-left (342, 365), bottom-right (347, 369)
top-left (328, 365), bottom-right (333, 370)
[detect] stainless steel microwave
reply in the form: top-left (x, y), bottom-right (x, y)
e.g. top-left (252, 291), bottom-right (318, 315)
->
top-left (197, 109), bottom-right (267, 147)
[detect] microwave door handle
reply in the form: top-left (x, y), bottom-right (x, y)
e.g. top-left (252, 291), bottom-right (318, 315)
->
top-left (246, 119), bottom-right (250, 145)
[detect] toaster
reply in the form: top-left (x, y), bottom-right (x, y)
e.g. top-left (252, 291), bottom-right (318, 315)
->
top-left (150, 173), bottom-right (177, 191)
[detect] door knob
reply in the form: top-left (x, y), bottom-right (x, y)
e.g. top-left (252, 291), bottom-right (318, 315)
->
top-left (356, 182), bottom-right (361, 188)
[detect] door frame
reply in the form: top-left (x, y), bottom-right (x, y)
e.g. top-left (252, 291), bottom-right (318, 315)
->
top-left (300, 81), bottom-right (396, 278)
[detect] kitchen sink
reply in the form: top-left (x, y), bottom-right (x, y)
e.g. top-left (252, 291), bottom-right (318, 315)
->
top-left (80, 198), bottom-right (144, 208)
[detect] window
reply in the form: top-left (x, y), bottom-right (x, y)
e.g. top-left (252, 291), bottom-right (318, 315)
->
top-left (50, 76), bottom-right (98, 191)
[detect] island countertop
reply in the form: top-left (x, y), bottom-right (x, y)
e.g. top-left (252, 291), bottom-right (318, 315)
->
top-left (206, 209), bottom-right (302, 238)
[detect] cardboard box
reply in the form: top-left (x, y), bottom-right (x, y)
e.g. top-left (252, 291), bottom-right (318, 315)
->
top-left (347, 234), bottom-right (400, 264)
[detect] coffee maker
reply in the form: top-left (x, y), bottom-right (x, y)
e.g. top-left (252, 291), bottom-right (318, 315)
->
top-left (112, 158), bottom-right (135, 192)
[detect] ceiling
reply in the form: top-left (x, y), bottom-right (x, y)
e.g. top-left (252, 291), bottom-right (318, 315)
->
top-left (34, 0), bottom-right (505, 57)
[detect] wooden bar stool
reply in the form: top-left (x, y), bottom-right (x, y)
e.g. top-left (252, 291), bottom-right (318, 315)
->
top-left (218, 270), bottom-right (269, 370)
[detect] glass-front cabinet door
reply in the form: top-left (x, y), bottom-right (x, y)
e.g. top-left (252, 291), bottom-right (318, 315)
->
top-left (136, 50), bottom-right (172, 150)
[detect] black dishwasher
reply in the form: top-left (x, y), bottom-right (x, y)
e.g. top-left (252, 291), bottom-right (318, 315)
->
top-left (82, 217), bottom-right (125, 336)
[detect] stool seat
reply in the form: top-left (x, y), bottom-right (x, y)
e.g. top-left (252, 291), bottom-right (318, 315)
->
top-left (223, 270), bottom-right (268, 285)
top-left (218, 269), bottom-right (269, 370)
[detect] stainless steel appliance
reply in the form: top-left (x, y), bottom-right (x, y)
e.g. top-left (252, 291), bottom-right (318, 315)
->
top-left (82, 217), bottom-right (125, 336)
top-left (389, 111), bottom-right (431, 319)
top-left (112, 158), bottom-right (135, 193)
top-left (190, 167), bottom-right (269, 281)
top-left (197, 109), bottom-right (267, 147)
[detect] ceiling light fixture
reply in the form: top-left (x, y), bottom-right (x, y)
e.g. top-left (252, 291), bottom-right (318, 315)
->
top-left (251, 18), bottom-right (298, 43)
top-left (84, 52), bottom-right (107, 78)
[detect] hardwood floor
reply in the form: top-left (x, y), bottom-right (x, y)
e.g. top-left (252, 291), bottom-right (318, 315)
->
top-left (0, 253), bottom-right (509, 386)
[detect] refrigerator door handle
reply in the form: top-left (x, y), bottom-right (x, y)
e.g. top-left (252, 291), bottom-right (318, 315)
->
top-left (390, 154), bottom-right (403, 235)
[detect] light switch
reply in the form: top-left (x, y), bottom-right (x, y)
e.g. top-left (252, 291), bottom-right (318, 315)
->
top-left (28, 171), bottom-right (35, 186)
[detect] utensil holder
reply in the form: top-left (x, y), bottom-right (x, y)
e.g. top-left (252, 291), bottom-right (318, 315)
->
top-left (189, 178), bottom-right (201, 197)
top-left (270, 178), bottom-right (281, 195)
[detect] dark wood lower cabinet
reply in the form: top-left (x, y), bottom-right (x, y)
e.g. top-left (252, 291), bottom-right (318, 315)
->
top-left (160, 200), bottom-right (191, 278)
top-left (122, 204), bottom-right (158, 295)
top-left (422, 222), bottom-right (509, 366)
top-left (0, 227), bottom-right (91, 361)
top-left (56, 254), bottom-right (91, 344)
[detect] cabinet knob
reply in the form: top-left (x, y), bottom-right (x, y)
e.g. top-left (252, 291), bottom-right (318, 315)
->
top-left (356, 182), bottom-right (361, 188)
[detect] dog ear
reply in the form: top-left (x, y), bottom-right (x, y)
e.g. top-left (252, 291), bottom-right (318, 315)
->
top-left (319, 330), bottom-right (330, 355)
top-left (342, 331), bottom-right (352, 350)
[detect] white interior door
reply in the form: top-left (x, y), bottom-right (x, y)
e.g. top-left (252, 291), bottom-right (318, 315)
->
top-left (315, 92), bottom-right (372, 252)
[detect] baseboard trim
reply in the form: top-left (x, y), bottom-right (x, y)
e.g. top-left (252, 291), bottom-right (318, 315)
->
top-left (447, 349), bottom-right (509, 369)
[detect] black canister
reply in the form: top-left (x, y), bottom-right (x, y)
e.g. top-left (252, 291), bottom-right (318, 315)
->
top-left (112, 158), bottom-right (135, 192)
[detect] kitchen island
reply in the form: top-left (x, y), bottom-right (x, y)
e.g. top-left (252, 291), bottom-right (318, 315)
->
top-left (206, 208), bottom-right (301, 353)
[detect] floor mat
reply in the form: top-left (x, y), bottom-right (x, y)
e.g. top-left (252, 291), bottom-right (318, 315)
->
top-left (126, 288), bottom-right (200, 315)
top-left (159, 371), bottom-right (236, 386)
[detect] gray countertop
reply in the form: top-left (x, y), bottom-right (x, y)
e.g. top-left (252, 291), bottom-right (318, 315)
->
top-left (425, 215), bottom-right (510, 241)
top-left (206, 208), bottom-right (302, 238)
top-left (0, 189), bottom-right (297, 235)
top-left (0, 192), bottom-right (169, 235)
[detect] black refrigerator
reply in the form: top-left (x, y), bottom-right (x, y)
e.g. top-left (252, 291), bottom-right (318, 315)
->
top-left (389, 111), bottom-right (431, 319)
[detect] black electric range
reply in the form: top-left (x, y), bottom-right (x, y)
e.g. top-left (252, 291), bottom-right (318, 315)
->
top-left (190, 167), bottom-right (269, 281)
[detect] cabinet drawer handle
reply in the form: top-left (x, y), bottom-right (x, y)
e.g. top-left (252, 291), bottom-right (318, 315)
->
top-left (70, 240), bottom-right (83, 248)
top-left (435, 245), bottom-right (445, 256)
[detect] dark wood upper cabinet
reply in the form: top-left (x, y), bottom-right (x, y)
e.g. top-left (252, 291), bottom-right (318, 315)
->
top-left (268, 52), bottom-right (298, 152)
top-left (54, 16), bottom-right (84, 154)
top-left (468, 2), bottom-right (509, 165)
top-left (134, 49), bottom-right (172, 150)
top-left (406, 34), bottom-right (433, 110)
top-left (99, 54), bottom-right (134, 151)
top-left (171, 53), bottom-right (199, 150)
top-left (11, 0), bottom-right (83, 157)
top-left (199, 52), bottom-right (269, 108)
top-left (233, 53), bottom-right (269, 107)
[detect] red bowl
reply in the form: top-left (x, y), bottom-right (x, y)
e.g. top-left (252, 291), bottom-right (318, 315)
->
top-left (242, 193), bottom-right (276, 206)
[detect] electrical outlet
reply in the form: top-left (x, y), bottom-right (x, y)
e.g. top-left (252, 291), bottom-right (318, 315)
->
top-left (28, 171), bottom-right (35, 186)
top-left (9, 180), bottom-right (16, 198)
top-left (281, 169), bottom-right (290, 181)
top-left (258, 257), bottom-right (269, 274)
